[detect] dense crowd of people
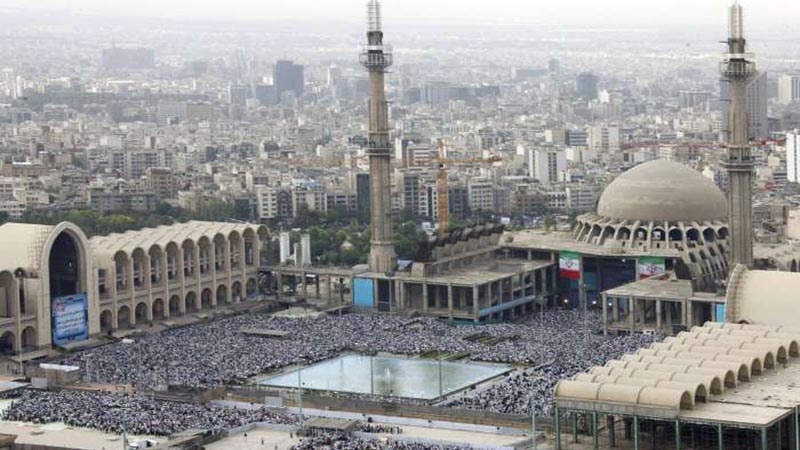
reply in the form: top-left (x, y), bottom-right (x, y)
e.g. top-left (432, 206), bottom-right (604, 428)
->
top-left (441, 312), bottom-right (661, 416)
top-left (1, 390), bottom-right (297, 436)
top-left (291, 433), bottom-right (469, 450)
top-left (60, 310), bottom-right (658, 397)
top-left (0, 310), bottom-right (663, 442)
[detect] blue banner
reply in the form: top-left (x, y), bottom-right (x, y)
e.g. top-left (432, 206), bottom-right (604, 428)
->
top-left (716, 303), bottom-right (727, 323)
top-left (52, 293), bottom-right (89, 346)
top-left (353, 278), bottom-right (375, 308)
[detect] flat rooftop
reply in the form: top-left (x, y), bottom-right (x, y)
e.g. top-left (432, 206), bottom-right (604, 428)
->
top-left (709, 357), bottom-right (800, 411)
top-left (507, 230), bottom-right (680, 258)
top-left (679, 402), bottom-right (790, 428)
top-left (603, 276), bottom-right (694, 300)
top-left (363, 259), bottom-right (554, 287)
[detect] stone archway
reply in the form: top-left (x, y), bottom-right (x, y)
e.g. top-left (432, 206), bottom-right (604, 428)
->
top-left (135, 302), bottom-right (148, 325)
top-left (0, 331), bottom-right (15, 355)
top-left (232, 281), bottom-right (242, 303)
top-left (118, 305), bottom-right (132, 329)
top-left (43, 223), bottom-right (92, 348)
top-left (48, 232), bottom-right (82, 298)
top-left (21, 326), bottom-right (36, 350)
top-left (100, 310), bottom-right (113, 332)
top-left (201, 289), bottom-right (213, 310)
top-left (216, 285), bottom-right (228, 305)
top-left (152, 299), bottom-right (165, 320)
top-left (185, 292), bottom-right (197, 312)
top-left (246, 278), bottom-right (257, 297)
top-left (169, 295), bottom-right (181, 317)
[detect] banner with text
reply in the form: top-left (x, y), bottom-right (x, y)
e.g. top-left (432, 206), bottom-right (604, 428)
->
top-left (559, 251), bottom-right (581, 280)
top-left (51, 293), bottom-right (89, 347)
top-left (639, 257), bottom-right (666, 279)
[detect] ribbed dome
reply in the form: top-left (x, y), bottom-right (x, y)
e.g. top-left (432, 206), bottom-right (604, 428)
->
top-left (597, 160), bottom-right (727, 222)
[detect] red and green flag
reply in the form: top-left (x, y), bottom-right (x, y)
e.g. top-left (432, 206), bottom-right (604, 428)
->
top-left (639, 257), bottom-right (666, 279)
top-left (559, 251), bottom-right (581, 280)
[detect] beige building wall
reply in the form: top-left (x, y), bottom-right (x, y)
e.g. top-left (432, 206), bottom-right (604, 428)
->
top-left (0, 220), bottom-right (266, 357)
top-left (787, 208), bottom-right (800, 241)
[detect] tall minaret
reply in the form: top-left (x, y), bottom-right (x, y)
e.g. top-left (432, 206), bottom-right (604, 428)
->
top-left (721, 0), bottom-right (755, 269)
top-left (360, 0), bottom-right (397, 273)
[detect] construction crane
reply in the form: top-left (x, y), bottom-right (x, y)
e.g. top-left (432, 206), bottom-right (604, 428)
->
top-left (430, 139), bottom-right (502, 234)
top-left (437, 139), bottom-right (449, 234)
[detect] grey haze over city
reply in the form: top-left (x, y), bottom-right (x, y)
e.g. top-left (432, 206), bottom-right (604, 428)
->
top-left (0, 0), bottom-right (798, 449)
top-left (4, 0), bottom-right (799, 27)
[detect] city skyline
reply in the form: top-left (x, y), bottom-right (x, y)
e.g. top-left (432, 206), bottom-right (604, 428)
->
top-left (5, 0), bottom-right (798, 28)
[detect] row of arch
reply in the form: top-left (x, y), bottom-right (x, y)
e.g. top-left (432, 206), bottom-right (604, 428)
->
top-left (573, 217), bottom-right (729, 249)
top-left (109, 227), bottom-right (266, 293)
top-left (0, 327), bottom-right (37, 354)
top-left (681, 242), bottom-right (730, 289)
top-left (101, 278), bottom-right (257, 331)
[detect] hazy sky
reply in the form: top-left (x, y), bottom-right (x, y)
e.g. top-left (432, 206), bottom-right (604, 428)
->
top-left (5, 0), bottom-right (796, 28)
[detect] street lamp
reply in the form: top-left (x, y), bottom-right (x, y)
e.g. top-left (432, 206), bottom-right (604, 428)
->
top-left (297, 359), bottom-right (306, 426)
top-left (438, 359), bottom-right (443, 398)
top-left (531, 408), bottom-right (537, 450)
top-left (369, 354), bottom-right (374, 396)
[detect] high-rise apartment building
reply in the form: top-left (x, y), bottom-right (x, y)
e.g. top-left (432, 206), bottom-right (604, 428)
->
top-left (102, 47), bottom-right (155, 71)
top-left (778, 74), bottom-right (800, 105)
top-left (787, 131), bottom-right (800, 183)
top-left (576, 72), bottom-right (599, 100)
top-left (548, 58), bottom-right (561, 73)
top-left (720, 71), bottom-right (768, 140)
top-left (273, 60), bottom-right (304, 98)
top-left (566, 130), bottom-right (589, 147)
top-left (588, 125), bottom-right (621, 152)
top-left (529, 148), bottom-right (566, 185)
top-left (228, 84), bottom-right (250, 106)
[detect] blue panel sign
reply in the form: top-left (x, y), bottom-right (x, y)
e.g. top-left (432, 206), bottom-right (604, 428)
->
top-left (353, 278), bottom-right (375, 308)
top-left (51, 293), bottom-right (89, 346)
top-left (715, 303), bottom-right (727, 323)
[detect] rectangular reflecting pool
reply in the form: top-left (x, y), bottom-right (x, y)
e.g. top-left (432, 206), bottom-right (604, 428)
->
top-left (259, 354), bottom-right (511, 400)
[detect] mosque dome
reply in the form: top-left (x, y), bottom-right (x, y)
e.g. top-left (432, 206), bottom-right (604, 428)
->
top-left (596, 160), bottom-right (727, 223)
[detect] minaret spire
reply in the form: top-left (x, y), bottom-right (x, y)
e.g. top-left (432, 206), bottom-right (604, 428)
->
top-left (360, 0), bottom-right (397, 275)
top-left (721, 1), bottom-right (755, 269)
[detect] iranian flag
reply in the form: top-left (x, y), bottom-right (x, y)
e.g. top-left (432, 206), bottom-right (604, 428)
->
top-left (639, 257), bottom-right (666, 279)
top-left (559, 251), bottom-right (581, 280)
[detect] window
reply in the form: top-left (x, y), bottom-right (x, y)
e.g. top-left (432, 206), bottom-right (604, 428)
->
top-left (98, 269), bottom-right (107, 295)
top-left (116, 262), bottom-right (127, 291)
top-left (150, 256), bottom-right (161, 284)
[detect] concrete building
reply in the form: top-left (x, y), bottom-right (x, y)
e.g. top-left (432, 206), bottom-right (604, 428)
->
top-left (91, 221), bottom-right (266, 333)
top-left (102, 47), bottom-right (155, 71)
top-left (787, 131), bottom-right (800, 183)
top-left (720, 71), bottom-right (769, 140)
top-left (0, 220), bottom-right (266, 356)
top-left (576, 72), bottom-right (599, 100)
top-left (722, 1), bottom-right (756, 269)
top-left (554, 321), bottom-right (800, 450)
top-left (506, 159), bottom-right (731, 323)
top-left (88, 182), bottom-right (156, 213)
top-left (529, 148), bottom-right (567, 185)
top-left (361, 0), bottom-right (397, 275)
top-left (589, 125), bottom-right (621, 152)
top-left (146, 167), bottom-right (177, 201)
top-left (273, 60), bottom-right (304, 99)
top-left (110, 149), bottom-right (171, 179)
top-left (778, 74), bottom-right (800, 105)
top-left (467, 181), bottom-right (495, 212)
top-left (255, 186), bottom-right (279, 220)
top-left (350, 225), bottom-right (557, 322)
